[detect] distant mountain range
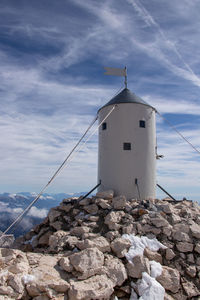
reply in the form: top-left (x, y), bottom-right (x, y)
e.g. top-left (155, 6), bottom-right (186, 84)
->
top-left (0, 192), bottom-right (85, 237)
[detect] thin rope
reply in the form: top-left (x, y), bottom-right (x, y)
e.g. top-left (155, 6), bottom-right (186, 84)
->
top-left (0, 105), bottom-right (116, 242)
top-left (157, 110), bottom-right (200, 155)
top-left (65, 105), bottom-right (116, 167)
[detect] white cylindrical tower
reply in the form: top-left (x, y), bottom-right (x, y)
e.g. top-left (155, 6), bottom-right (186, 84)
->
top-left (98, 88), bottom-right (156, 200)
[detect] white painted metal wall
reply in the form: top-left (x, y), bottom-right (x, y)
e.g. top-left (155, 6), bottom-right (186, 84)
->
top-left (98, 103), bottom-right (156, 200)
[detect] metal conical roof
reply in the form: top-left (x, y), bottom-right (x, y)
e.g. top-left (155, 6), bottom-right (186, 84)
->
top-left (99, 88), bottom-right (154, 111)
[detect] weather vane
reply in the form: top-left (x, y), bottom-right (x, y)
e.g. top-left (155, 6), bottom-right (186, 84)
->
top-left (104, 66), bottom-right (127, 88)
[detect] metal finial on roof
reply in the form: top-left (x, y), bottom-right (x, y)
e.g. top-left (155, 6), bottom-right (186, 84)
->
top-left (124, 66), bottom-right (127, 88)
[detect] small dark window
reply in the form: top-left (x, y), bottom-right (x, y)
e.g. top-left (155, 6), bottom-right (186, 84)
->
top-left (123, 142), bottom-right (131, 150)
top-left (102, 122), bottom-right (107, 130)
top-left (139, 120), bottom-right (145, 128)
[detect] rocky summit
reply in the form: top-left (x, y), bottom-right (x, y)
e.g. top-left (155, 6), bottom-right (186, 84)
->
top-left (0, 190), bottom-right (200, 299)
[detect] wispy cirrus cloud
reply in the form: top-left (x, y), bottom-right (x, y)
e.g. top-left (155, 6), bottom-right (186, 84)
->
top-left (0, 0), bottom-right (200, 201)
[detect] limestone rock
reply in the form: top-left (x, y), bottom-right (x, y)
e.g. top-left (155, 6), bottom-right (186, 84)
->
top-left (96, 190), bottom-right (114, 199)
top-left (172, 231), bottom-right (191, 242)
top-left (111, 237), bottom-right (131, 258)
top-left (79, 198), bottom-right (90, 206)
top-left (185, 265), bottom-right (196, 277)
top-left (38, 230), bottom-right (52, 245)
top-left (173, 223), bottom-right (189, 234)
top-left (112, 195), bottom-right (127, 209)
top-left (59, 203), bottom-right (72, 212)
top-left (28, 255), bottom-right (70, 295)
top-left (126, 255), bottom-right (150, 278)
top-left (190, 222), bottom-right (200, 239)
top-left (68, 274), bottom-right (114, 300)
top-left (158, 203), bottom-right (174, 214)
top-left (49, 231), bottom-right (78, 252)
top-left (51, 221), bottom-right (63, 231)
top-left (69, 247), bottom-right (104, 274)
top-left (96, 198), bottom-right (112, 209)
top-left (76, 236), bottom-right (110, 253)
top-left (176, 242), bottom-right (193, 253)
top-left (103, 254), bottom-right (127, 286)
top-left (171, 213), bottom-right (181, 224)
top-left (144, 247), bottom-right (163, 264)
top-left (83, 204), bottom-right (98, 214)
top-left (165, 248), bottom-right (176, 260)
top-left (70, 226), bottom-right (90, 237)
top-left (151, 216), bottom-right (169, 228)
top-left (59, 257), bottom-right (73, 272)
top-left (105, 211), bottom-right (125, 230)
top-left (194, 242), bottom-right (200, 254)
top-left (157, 266), bottom-right (180, 293)
top-left (48, 208), bottom-right (60, 223)
top-left (105, 231), bottom-right (120, 241)
top-left (181, 278), bottom-right (200, 297)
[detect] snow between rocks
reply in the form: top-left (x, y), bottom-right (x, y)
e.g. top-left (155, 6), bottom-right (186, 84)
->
top-left (122, 234), bottom-right (167, 263)
top-left (122, 234), bottom-right (166, 300)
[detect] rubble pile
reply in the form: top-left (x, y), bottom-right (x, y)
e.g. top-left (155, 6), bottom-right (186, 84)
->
top-left (0, 190), bottom-right (200, 299)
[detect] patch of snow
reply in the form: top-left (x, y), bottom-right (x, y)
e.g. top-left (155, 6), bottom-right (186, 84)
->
top-left (22, 274), bottom-right (35, 284)
top-left (72, 247), bottom-right (79, 253)
top-left (130, 288), bottom-right (139, 300)
top-left (0, 201), bottom-right (8, 206)
top-left (150, 261), bottom-right (163, 278)
top-left (8, 193), bottom-right (17, 199)
top-left (122, 234), bottom-right (167, 263)
top-left (30, 192), bottom-right (37, 197)
top-left (137, 272), bottom-right (165, 300)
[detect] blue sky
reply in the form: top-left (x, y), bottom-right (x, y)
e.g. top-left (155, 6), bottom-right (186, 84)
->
top-left (0, 0), bottom-right (200, 200)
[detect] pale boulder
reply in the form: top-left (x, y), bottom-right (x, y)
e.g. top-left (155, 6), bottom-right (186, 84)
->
top-left (105, 211), bottom-right (125, 230)
top-left (173, 224), bottom-right (189, 233)
top-left (49, 231), bottom-right (78, 252)
top-left (96, 198), bottom-right (112, 209)
top-left (190, 222), bottom-right (200, 239)
top-left (69, 247), bottom-right (104, 274)
top-left (76, 236), bottom-right (110, 253)
top-left (176, 242), bottom-right (193, 253)
top-left (151, 216), bottom-right (169, 228)
top-left (28, 255), bottom-right (70, 295)
top-left (112, 195), bottom-right (127, 209)
top-left (96, 190), bottom-right (114, 199)
top-left (83, 204), bottom-right (98, 214)
top-left (172, 231), bottom-right (191, 242)
top-left (185, 265), bottom-right (196, 278)
top-left (144, 247), bottom-right (162, 264)
top-left (158, 203), bottom-right (174, 214)
top-left (194, 242), bottom-right (200, 254)
top-left (48, 208), bottom-right (60, 223)
top-left (103, 254), bottom-right (127, 286)
top-left (165, 248), bottom-right (176, 260)
top-left (111, 237), bottom-right (131, 258)
top-left (59, 257), bottom-right (73, 272)
top-left (126, 255), bottom-right (150, 278)
top-left (68, 274), bottom-right (114, 300)
top-left (181, 278), bottom-right (200, 297)
top-left (70, 226), bottom-right (90, 237)
top-left (157, 266), bottom-right (180, 293)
